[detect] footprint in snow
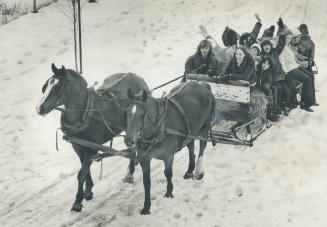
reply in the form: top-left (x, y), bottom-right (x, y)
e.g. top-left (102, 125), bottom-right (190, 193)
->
top-left (57, 48), bottom-right (68, 55)
top-left (2, 114), bottom-right (11, 120)
top-left (23, 52), bottom-right (32, 57)
top-left (174, 213), bottom-right (181, 219)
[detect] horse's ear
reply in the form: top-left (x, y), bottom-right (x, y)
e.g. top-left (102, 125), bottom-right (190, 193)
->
top-left (61, 65), bottom-right (66, 71)
top-left (51, 63), bottom-right (59, 74)
top-left (141, 90), bottom-right (148, 102)
top-left (127, 88), bottom-right (134, 100)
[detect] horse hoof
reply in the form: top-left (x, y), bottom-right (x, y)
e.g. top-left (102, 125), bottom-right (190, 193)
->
top-left (164, 192), bottom-right (174, 198)
top-left (140, 208), bottom-right (150, 215)
top-left (122, 175), bottom-right (134, 184)
top-left (70, 203), bottom-right (83, 213)
top-left (183, 172), bottom-right (194, 180)
top-left (195, 172), bottom-right (204, 180)
top-left (84, 191), bottom-right (93, 201)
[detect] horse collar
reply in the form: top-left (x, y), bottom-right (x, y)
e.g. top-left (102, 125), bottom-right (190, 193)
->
top-left (61, 88), bottom-right (95, 135)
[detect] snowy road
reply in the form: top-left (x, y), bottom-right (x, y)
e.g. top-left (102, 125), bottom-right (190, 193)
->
top-left (1, 0), bottom-right (327, 226)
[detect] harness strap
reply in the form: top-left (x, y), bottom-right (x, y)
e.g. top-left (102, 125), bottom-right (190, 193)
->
top-left (137, 100), bottom-right (167, 148)
top-left (94, 97), bottom-right (123, 137)
top-left (167, 98), bottom-right (191, 140)
top-left (61, 88), bottom-right (94, 135)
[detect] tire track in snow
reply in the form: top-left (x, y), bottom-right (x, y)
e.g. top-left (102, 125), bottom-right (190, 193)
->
top-left (0, 142), bottom-right (129, 224)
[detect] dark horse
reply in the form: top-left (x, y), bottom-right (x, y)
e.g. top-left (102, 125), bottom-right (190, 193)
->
top-left (36, 63), bottom-right (150, 212)
top-left (124, 81), bottom-right (215, 214)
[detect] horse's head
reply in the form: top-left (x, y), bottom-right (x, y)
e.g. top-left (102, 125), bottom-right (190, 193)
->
top-left (124, 89), bottom-right (148, 148)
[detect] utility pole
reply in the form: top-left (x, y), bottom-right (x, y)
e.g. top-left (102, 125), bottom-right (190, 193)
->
top-left (33, 0), bottom-right (38, 13)
top-left (71, 0), bottom-right (83, 74)
top-left (72, 0), bottom-right (78, 72)
top-left (77, 0), bottom-right (83, 74)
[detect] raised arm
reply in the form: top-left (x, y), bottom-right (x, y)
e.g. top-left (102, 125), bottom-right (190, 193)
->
top-left (250, 13), bottom-right (263, 40)
top-left (275, 18), bottom-right (287, 55)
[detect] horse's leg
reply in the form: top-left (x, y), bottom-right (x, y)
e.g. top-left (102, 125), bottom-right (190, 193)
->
top-left (184, 140), bottom-right (195, 179)
top-left (71, 147), bottom-right (92, 212)
top-left (123, 158), bottom-right (136, 183)
top-left (84, 164), bottom-right (94, 201)
top-left (74, 146), bottom-right (94, 201)
top-left (195, 140), bottom-right (207, 180)
top-left (139, 158), bottom-right (151, 215)
top-left (164, 155), bottom-right (174, 198)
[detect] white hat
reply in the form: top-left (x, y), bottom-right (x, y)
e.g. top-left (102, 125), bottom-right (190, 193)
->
top-left (250, 43), bottom-right (262, 52)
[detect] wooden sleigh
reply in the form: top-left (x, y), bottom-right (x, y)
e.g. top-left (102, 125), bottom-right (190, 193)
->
top-left (186, 74), bottom-right (268, 146)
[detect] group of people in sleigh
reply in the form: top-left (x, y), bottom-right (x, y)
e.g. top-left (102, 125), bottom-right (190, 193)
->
top-left (184, 14), bottom-right (317, 122)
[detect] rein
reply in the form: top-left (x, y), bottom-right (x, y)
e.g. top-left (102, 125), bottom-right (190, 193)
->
top-left (137, 99), bottom-right (168, 148)
top-left (59, 88), bottom-right (123, 137)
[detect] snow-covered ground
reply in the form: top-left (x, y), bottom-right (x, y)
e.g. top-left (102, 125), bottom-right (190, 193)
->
top-left (1, 0), bottom-right (327, 226)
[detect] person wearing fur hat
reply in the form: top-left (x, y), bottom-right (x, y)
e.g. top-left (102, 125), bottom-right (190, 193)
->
top-left (260, 18), bottom-right (291, 115)
top-left (239, 14), bottom-right (262, 49)
top-left (297, 23), bottom-right (318, 106)
top-left (199, 25), bottom-right (238, 73)
top-left (297, 24), bottom-right (315, 60)
top-left (184, 39), bottom-right (219, 77)
top-left (278, 27), bottom-right (315, 112)
top-left (223, 46), bottom-right (257, 85)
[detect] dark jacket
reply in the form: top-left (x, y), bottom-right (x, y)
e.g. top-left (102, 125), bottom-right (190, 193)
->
top-left (239, 21), bottom-right (262, 48)
top-left (260, 30), bottom-right (286, 82)
top-left (297, 34), bottom-right (315, 60)
top-left (185, 41), bottom-right (219, 76)
top-left (258, 69), bottom-right (273, 86)
top-left (225, 48), bottom-right (257, 84)
top-left (185, 53), bottom-right (219, 75)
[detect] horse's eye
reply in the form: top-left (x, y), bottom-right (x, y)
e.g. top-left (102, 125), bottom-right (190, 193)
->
top-left (49, 79), bottom-right (55, 85)
top-left (42, 82), bottom-right (48, 93)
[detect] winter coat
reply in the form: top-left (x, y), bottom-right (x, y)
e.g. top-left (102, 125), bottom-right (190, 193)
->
top-left (260, 31), bottom-right (286, 82)
top-left (279, 42), bottom-right (300, 73)
top-left (185, 52), bottom-right (219, 75)
top-left (258, 69), bottom-right (273, 86)
top-left (297, 34), bottom-right (315, 60)
top-left (225, 51), bottom-right (257, 84)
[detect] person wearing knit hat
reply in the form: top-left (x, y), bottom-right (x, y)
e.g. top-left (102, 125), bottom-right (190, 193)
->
top-left (239, 14), bottom-right (262, 49)
top-left (259, 25), bottom-right (275, 41)
top-left (250, 43), bottom-right (262, 70)
top-left (250, 43), bottom-right (261, 56)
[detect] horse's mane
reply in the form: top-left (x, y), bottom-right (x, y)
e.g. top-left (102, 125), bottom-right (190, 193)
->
top-left (64, 69), bottom-right (88, 87)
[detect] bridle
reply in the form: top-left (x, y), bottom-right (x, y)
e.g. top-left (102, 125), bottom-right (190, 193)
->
top-left (128, 98), bottom-right (168, 147)
top-left (127, 100), bottom-right (149, 139)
